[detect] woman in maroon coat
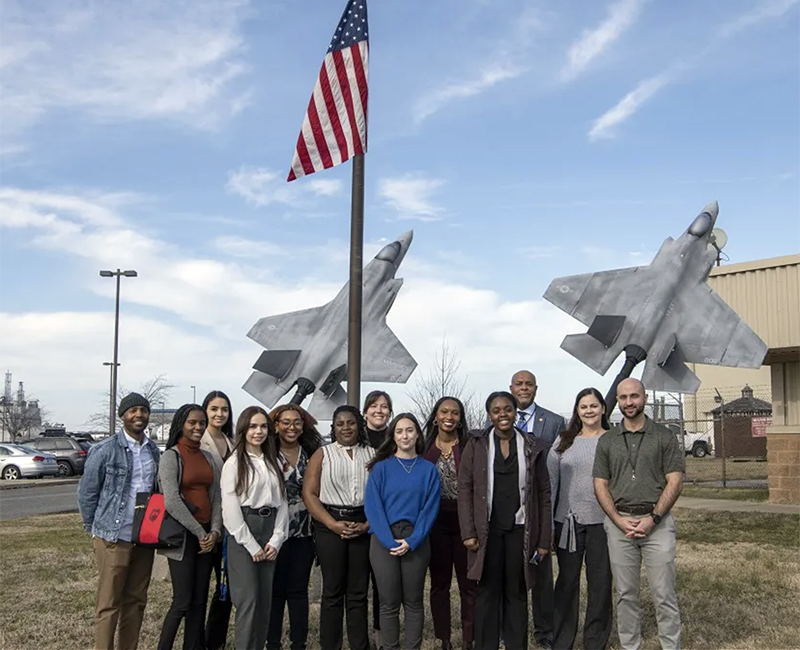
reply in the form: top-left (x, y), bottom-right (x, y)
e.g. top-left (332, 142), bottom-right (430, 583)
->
top-left (422, 396), bottom-right (477, 650)
top-left (457, 391), bottom-right (552, 650)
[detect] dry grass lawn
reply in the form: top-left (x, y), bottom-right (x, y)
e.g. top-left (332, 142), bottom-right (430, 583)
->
top-left (684, 458), bottom-right (767, 484)
top-left (0, 509), bottom-right (797, 650)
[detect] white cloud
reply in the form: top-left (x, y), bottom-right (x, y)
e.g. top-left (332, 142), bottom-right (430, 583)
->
top-left (413, 62), bottom-right (524, 125)
top-left (561, 0), bottom-right (646, 82)
top-left (226, 166), bottom-right (344, 207)
top-left (588, 74), bottom-right (670, 141)
top-left (378, 175), bottom-right (446, 221)
top-left (717, 0), bottom-right (799, 39)
top-left (587, 0), bottom-right (799, 140)
top-left (0, 184), bottom-right (598, 428)
top-left (412, 7), bottom-right (544, 125)
top-left (0, 0), bottom-right (251, 144)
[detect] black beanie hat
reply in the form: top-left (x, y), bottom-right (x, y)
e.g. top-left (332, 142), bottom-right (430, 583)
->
top-left (118, 392), bottom-right (151, 418)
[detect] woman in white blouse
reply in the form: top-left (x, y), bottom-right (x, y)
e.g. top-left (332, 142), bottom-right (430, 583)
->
top-left (303, 405), bottom-right (375, 650)
top-left (221, 406), bottom-right (289, 650)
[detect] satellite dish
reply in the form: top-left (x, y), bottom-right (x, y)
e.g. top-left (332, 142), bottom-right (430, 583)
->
top-left (711, 228), bottom-right (728, 250)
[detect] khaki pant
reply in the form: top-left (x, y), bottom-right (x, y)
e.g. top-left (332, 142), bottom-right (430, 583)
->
top-left (604, 514), bottom-right (681, 650)
top-left (92, 537), bottom-right (155, 650)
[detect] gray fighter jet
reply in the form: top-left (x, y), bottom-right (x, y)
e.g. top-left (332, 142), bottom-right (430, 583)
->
top-left (243, 231), bottom-right (417, 419)
top-left (543, 202), bottom-right (767, 397)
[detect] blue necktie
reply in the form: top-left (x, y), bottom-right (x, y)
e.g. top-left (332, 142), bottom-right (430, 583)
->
top-left (516, 410), bottom-right (528, 432)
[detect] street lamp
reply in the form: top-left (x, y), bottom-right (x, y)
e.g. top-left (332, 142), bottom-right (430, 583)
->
top-left (191, 385), bottom-right (197, 403)
top-left (100, 269), bottom-right (138, 435)
top-left (102, 362), bottom-right (120, 434)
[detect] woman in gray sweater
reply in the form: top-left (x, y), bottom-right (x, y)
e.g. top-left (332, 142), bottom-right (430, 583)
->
top-left (547, 388), bottom-right (612, 650)
top-left (157, 404), bottom-right (223, 650)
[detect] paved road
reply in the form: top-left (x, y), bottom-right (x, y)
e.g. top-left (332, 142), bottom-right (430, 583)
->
top-left (0, 483), bottom-right (79, 521)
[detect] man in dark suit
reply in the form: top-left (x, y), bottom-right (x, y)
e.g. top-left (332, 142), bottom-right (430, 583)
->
top-left (510, 370), bottom-right (566, 650)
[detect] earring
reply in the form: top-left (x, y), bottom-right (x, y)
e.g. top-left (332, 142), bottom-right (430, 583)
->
top-left (433, 419), bottom-right (438, 426)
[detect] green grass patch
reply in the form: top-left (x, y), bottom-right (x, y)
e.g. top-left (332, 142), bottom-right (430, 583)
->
top-left (681, 485), bottom-right (769, 502)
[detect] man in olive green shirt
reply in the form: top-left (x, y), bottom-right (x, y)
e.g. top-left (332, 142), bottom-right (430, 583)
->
top-left (593, 378), bottom-right (684, 650)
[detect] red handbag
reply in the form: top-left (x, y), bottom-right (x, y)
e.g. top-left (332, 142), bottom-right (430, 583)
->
top-left (132, 449), bottom-right (192, 549)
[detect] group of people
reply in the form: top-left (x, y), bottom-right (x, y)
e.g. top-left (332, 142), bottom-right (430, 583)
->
top-left (77, 369), bottom-right (685, 650)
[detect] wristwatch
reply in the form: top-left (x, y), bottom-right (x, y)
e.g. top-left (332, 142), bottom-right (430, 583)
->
top-left (651, 512), bottom-right (663, 525)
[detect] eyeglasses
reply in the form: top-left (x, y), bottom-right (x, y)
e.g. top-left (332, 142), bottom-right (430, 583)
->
top-left (279, 420), bottom-right (303, 429)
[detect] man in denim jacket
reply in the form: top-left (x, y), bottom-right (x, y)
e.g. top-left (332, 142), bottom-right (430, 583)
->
top-left (78, 392), bottom-right (161, 650)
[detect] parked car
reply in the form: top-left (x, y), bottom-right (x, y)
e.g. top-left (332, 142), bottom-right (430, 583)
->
top-left (683, 430), bottom-right (713, 458)
top-left (19, 436), bottom-right (88, 476)
top-left (0, 444), bottom-right (59, 480)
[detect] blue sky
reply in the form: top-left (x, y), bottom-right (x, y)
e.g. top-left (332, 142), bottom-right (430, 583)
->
top-left (1, 0), bottom-right (798, 429)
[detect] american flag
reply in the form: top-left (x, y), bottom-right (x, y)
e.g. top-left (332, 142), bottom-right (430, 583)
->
top-left (287, 0), bottom-right (369, 182)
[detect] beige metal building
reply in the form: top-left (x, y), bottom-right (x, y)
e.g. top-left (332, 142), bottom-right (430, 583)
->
top-left (685, 254), bottom-right (799, 503)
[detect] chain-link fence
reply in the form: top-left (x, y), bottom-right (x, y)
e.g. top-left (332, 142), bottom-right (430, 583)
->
top-left (640, 384), bottom-right (771, 488)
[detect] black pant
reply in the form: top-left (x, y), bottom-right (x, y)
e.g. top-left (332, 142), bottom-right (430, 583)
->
top-left (531, 547), bottom-right (554, 646)
top-left (157, 533), bottom-right (214, 650)
top-left (205, 540), bottom-right (232, 650)
top-left (553, 522), bottom-right (613, 650)
top-left (267, 536), bottom-right (316, 650)
top-left (429, 501), bottom-right (477, 644)
top-left (476, 526), bottom-right (528, 650)
top-left (314, 518), bottom-right (370, 650)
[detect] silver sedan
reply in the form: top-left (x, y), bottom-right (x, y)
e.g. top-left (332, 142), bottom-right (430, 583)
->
top-left (0, 444), bottom-right (60, 480)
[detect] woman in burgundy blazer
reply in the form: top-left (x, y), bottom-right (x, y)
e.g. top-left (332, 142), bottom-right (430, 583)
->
top-left (422, 396), bottom-right (476, 650)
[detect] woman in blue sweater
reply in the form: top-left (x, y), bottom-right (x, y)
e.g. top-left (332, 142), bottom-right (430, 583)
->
top-left (364, 413), bottom-right (441, 650)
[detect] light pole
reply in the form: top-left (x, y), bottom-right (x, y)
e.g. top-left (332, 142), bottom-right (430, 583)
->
top-left (100, 269), bottom-right (138, 436)
top-left (191, 385), bottom-right (196, 403)
top-left (160, 400), bottom-right (166, 440)
top-left (102, 362), bottom-right (120, 435)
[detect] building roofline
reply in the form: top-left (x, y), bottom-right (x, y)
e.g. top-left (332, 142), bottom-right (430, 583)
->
top-left (709, 253), bottom-right (800, 276)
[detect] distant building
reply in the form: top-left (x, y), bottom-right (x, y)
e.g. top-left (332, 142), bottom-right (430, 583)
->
top-left (682, 254), bottom-right (799, 503)
top-left (0, 373), bottom-right (43, 442)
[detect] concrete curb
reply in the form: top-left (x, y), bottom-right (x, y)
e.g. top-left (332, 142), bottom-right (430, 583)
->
top-left (0, 478), bottom-right (80, 491)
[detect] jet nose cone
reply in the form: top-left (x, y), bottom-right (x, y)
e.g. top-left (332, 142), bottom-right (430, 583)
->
top-left (375, 230), bottom-right (414, 264)
top-left (688, 201), bottom-right (718, 238)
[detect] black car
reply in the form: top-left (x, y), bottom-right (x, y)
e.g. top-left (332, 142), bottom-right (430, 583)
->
top-left (19, 436), bottom-right (88, 476)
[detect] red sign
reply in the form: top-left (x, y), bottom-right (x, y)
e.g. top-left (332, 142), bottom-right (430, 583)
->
top-left (751, 416), bottom-right (772, 438)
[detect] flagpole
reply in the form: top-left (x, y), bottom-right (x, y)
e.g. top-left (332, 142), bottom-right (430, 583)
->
top-left (347, 153), bottom-right (366, 408)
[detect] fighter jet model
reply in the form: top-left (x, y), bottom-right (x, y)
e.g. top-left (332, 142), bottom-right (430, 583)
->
top-left (543, 202), bottom-right (768, 402)
top-left (243, 231), bottom-right (417, 420)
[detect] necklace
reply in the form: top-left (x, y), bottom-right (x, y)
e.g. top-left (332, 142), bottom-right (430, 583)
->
top-left (436, 436), bottom-right (456, 459)
top-left (395, 455), bottom-right (419, 474)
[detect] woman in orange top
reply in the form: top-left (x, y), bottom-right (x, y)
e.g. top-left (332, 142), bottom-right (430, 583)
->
top-left (157, 403), bottom-right (223, 650)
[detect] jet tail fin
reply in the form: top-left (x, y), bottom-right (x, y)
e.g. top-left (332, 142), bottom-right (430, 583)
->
top-left (242, 371), bottom-right (290, 409)
top-left (641, 343), bottom-right (701, 393)
top-left (253, 350), bottom-right (301, 380)
top-left (310, 384), bottom-right (347, 422)
top-left (561, 332), bottom-right (624, 375)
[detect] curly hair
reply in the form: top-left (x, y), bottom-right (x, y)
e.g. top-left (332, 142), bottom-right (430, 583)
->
top-left (329, 404), bottom-right (369, 447)
top-left (269, 403), bottom-right (323, 457)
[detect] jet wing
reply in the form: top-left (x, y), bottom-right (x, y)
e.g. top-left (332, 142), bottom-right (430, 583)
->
top-left (247, 305), bottom-right (327, 350)
top-left (673, 283), bottom-right (768, 369)
top-left (543, 266), bottom-right (655, 327)
top-left (361, 326), bottom-right (417, 383)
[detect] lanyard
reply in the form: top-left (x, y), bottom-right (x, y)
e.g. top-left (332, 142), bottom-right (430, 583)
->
top-left (622, 432), bottom-right (643, 480)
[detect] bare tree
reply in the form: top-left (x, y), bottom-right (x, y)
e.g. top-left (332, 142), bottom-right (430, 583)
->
top-left (84, 374), bottom-right (175, 432)
top-left (405, 339), bottom-right (484, 430)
